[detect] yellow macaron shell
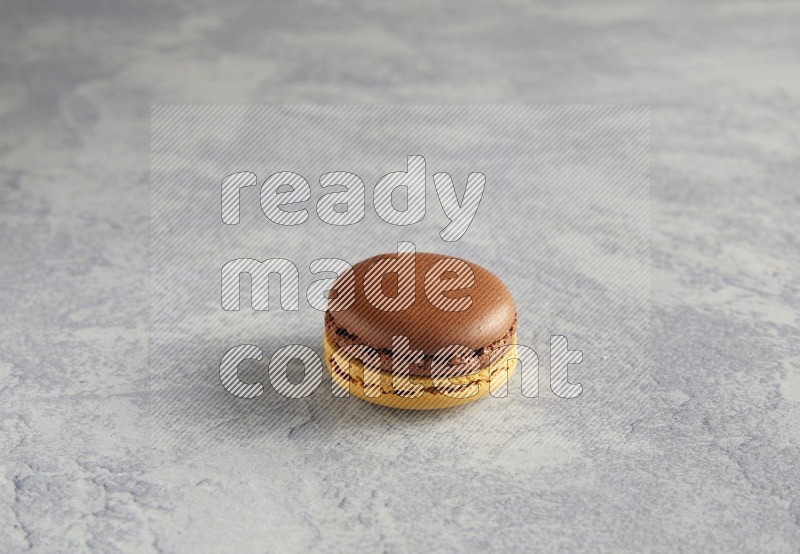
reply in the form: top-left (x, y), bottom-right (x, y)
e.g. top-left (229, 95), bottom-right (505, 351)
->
top-left (324, 331), bottom-right (519, 410)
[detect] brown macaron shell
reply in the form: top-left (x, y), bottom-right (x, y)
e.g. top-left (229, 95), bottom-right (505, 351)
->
top-left (326, 252), bottom-right (516, 377)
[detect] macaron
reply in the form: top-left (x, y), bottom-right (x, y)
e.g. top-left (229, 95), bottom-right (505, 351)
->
top-left (324, 251), bottom-right (518, 410)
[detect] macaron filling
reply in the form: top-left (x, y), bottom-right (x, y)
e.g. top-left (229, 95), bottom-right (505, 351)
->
top-left (324, 311), bottom-right (518, 377)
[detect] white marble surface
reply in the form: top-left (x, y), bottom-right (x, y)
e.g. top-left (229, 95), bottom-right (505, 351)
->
top-left (1, 1), bottom-right (799, 552)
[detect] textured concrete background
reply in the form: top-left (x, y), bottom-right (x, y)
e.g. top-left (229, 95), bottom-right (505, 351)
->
top-left (1, 1), bottom-right (799, 552)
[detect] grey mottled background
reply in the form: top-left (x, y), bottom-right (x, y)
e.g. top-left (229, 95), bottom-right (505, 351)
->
top-left (1, 1), bottom-right (799, 552)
